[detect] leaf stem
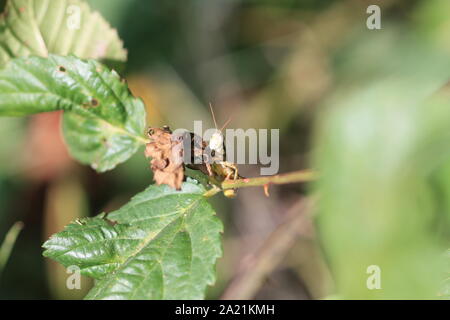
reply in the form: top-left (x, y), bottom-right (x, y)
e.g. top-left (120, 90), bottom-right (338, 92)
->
top-left (221, 197), bottom-right (315, 299)
top-left (135, 135), bottom-right (150, 145)
top-left (101, 121), bottom-right (149, 145)
top-left (0, 221), bottom-right (24, 275)
top-left (221, 169), bottom-right (317, 190)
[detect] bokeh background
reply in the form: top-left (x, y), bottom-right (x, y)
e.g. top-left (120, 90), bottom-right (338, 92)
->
top-left (1, 0), bottom-right (450, 299)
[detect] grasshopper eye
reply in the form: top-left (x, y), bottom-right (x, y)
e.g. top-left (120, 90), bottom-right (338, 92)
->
top-left (147, 128), bottom-right (155, 136)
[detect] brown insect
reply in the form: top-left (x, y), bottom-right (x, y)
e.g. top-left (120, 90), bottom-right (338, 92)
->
top-left (146, 106), bottom-right (241, 197)
top-left (202, 103), bottom-right (240, 197)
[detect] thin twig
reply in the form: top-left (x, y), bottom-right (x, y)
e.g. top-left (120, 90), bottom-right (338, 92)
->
top-left (222, 169), bottom-right (317, 190)
top-left (0, 221), bottom-right (24, 275)
top-left (221, 197), bottom-right (315, 299)
top-left (201, 169), bottom-right (316, 197)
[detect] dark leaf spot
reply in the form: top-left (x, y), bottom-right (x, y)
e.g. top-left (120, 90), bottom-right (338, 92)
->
top-left (91, 98), bottom-right (99, 107)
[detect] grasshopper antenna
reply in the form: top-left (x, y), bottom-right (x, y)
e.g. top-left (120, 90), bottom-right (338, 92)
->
top-left (209, 102), bottom-right (218, 130)
top-left (220, 114), bottom-right (234, 132)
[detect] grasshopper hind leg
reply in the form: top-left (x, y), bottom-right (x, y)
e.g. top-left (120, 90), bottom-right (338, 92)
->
top-left (222, 162), bottom-right (239, 198)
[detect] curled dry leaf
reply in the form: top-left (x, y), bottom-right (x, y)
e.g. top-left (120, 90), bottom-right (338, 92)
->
top-left (145, 127), bottom-right (184, 190)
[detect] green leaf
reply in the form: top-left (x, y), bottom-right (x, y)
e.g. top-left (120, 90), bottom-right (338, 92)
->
top-left (0, 54), bottom-right (146, 171)
top-left (42, 181), bottom-right (223, 300)
top-left (440, 249), bottom-right (450, 299)
top-left (0, 0), bottom-right (126, 66)
top-left (313, 29), bottom-right (450, 299)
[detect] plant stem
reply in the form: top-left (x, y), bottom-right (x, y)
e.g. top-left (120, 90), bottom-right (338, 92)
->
top-left (0, 221), bottom-right (24, 275)
top-left (221, 197), bottom-right (315, 299)
top-left (221, 169), bottom-right (317, 190)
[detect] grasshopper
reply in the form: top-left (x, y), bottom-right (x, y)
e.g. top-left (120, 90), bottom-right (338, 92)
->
top-left (149, 105), bottom-right (241, 197)
top-left (186, 104), bottom-right (240, 198)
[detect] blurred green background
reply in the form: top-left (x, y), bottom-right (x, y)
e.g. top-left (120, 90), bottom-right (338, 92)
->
top-left (0, 0), bottom-right (450, 299)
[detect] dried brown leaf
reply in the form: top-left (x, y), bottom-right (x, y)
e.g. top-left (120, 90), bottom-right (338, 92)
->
top-left (145, 127), bottom-right (184, 190)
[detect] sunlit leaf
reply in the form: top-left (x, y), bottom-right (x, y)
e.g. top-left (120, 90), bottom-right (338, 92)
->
top-left (0, 54), bottom-right (146, 171)
top-left (43, 181), bottom-right (223, 300)
top-left (0, 0), bottom-right (127, 66)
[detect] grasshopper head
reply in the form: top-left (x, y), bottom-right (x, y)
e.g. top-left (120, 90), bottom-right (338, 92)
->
top-left (209, 130), bottom-right (224, 154)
